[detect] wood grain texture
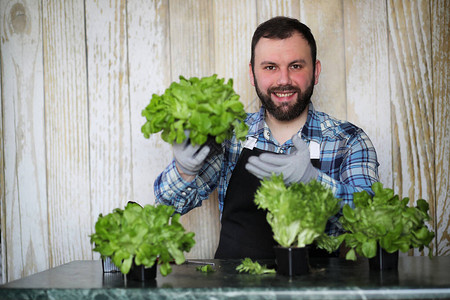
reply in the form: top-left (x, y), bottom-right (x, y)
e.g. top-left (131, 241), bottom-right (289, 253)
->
top-left (344, 0), bottom-right (392, 187)
top-left (300, 0), bottom-right (347, 121)
top-left (169, 0), bottom-right (214, 79)
top-left (213, 0), bottom-right (258, 112)
top-left (1, 0), bottom-right (449, 283)
top-left (169, 0), bottom-right (219, 259)
top-left (180, 190), bottom-right (221, 259)
top-left (388, 0), bottom-right (435, 255)
top-left (258, 0), bottom-right (300, 20)
top-left (85, 0), bottom-right (133, 223)
top-left (432, 0), bottom-right (449, 256)
top-left (127, 0), bottom-right (172, 206)
top-left (0, 4), bottom-right (4, 283)
top-left (0, 0), bottom-right (49, 281)
top-left (42, 0), bottom-right (92, 267)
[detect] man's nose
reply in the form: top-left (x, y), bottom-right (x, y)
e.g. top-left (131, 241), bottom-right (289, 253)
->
top-left (277, 68), bottom-right (292, 85)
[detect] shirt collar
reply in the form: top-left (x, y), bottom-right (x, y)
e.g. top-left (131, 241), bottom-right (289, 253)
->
top-left (246, 103), bottom-right (322, 144)
top-left (246, 106), bottom-right (266, 138)
top-left (301, 102), bottom-right (322, 143)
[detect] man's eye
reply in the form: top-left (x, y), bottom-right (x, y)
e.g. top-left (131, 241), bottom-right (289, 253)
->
top-left (291, 64), bottom-right (303, 70)
top-left (264, 66), bottom-right (276, 70)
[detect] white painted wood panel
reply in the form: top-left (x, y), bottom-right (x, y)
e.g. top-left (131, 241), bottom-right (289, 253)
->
top-left (0, 0), bottom-right (49, 281)
top-left (432, 0), bottom-right (449, 256)
top-left (388, 0), bottom-right (435, 256)
top-left (213, 0), bottom-right (258, 112)
top-left (169, 0), bottom-right (219, 259)
top-left (343, 0), bottom-right (392, 188)
top-left (42, 0), bottom-right (92, 267)
top-left (1, 0), bottom-right (448, 282)
top-left (258, 0), bottom-right (301, 20)
top-left (170, 0), bottom-right (214, 79)
top-left (127, 0), bottom-right (172, 206)
top-left (300, 0), bottom-right (347, 121)
top-left (85, 0), bottom-right (133, 224)
top-left (0, 3), bottom-right (4, 283)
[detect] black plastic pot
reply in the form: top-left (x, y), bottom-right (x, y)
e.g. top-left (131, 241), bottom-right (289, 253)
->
top-left (369, 246), bottom-right (399, 271)
top-left (102, 257), bottom-right (120, 273)
top-left (274, 247), bottom-right (309, 276)
top-left (128, 262), bottom-right (157, 282)
top-left (202, 136), bottom-right (223, 159)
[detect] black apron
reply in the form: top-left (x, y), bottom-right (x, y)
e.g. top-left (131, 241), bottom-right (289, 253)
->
top-left (214, 145), bottom-right (337, 259)
top-left (214, 147), bottom-right (275, 259)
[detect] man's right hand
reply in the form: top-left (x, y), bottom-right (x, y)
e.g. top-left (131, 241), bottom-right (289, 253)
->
top-left (173, 134), bottom-right (210, 176)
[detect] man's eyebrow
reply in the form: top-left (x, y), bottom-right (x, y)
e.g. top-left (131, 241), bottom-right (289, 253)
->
top-left (259, 61), bottom-right (277, 65)
top-left (259, 59), bottom-right (308, 65)
top-left (290, 59), bottom-right (307, 65)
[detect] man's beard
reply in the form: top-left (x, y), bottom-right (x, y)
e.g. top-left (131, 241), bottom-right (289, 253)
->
top-left (254, 77), bottom-right (315, 121)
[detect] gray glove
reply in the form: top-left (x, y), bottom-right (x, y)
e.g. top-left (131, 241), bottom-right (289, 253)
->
top-left (245, 135), bottom-right (319, 184)
top-left (173, 134), bottom-right (210, 176)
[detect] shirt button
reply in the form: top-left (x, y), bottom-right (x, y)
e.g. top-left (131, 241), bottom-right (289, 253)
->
top-left (181, 192), bottom-right (187, 196)
top-left (279, 149), bottom-right (284, 154)
top-left (187, 187), bottom-right (192, 191)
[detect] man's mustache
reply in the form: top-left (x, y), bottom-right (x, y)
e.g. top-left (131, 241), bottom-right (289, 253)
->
top-left (268, 85), bottom-right (301, 93)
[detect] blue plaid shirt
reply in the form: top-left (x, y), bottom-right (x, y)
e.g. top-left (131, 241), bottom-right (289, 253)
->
top-left (154, 103), bottom-right (379, 235)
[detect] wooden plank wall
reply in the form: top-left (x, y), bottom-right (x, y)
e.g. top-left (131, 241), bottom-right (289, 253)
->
top-left (1, 0), bottom-right (448, 282)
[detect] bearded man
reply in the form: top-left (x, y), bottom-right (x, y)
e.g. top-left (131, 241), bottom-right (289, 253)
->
top-left (154, 16), bottom-right (379, 259)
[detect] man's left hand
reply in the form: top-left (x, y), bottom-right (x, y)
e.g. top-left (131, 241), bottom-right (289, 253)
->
top-left (245, 135), bottom-right (319, 185)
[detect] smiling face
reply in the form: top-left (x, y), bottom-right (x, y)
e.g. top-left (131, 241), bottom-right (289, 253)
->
top-left (250, 33), bottom-right (321, 121)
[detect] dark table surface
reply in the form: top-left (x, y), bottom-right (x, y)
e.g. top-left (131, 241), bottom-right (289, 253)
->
top-left (1, 256), bottom-right (450, 299)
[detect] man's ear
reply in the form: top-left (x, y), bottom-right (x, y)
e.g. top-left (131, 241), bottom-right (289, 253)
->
top-left (314, 60), bottom-right (321, 85)
top-left (249, 63), bottom-right (255, 86)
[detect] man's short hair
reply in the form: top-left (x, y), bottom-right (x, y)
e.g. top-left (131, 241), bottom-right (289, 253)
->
top-left (250, 16), bottom-right (317, 68)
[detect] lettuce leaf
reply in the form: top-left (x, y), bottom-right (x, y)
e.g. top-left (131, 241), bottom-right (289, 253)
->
top-left (254, 175), bottom-right (341, 252)
top-left (90, 202), bottom-right (195, 276)
top-left (141, 74), bottom-right (248, 145)
top-left (236, 258), bottom-right (276, 275)
top-left (339, 182), bottom-right (435, 260)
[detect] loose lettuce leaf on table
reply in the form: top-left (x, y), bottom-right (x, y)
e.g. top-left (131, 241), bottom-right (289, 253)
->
top-left (236, 258), bottom-right (276, 275)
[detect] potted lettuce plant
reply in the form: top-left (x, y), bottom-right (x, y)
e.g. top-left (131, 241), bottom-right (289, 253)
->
top-left (90, 202), bottom-right (195, 281)
top-left (141, 74), bottom-right (248, 156)
top-left (254, 174), bottom-right (341, 276)
top-left (338, 182), bottom-right (435, 270)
